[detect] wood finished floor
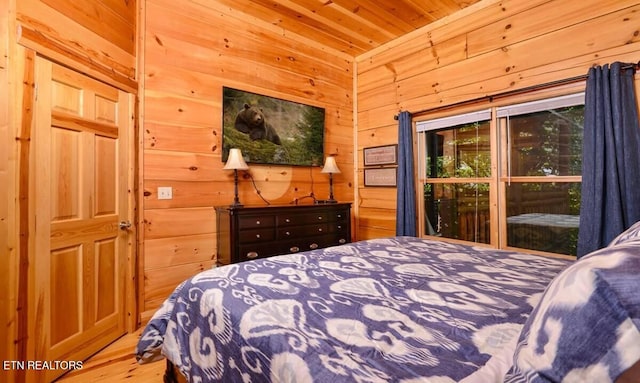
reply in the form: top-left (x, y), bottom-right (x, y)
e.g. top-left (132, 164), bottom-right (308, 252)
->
top-left (55, 328), bottom-right (165, 383)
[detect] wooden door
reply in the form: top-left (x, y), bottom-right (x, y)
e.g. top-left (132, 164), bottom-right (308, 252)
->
top-left (28, 57), bottom-right (132, 382)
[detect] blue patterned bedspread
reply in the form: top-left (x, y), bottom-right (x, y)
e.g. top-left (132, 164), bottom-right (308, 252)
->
top-left (135, 236), bottom-right (572, 382)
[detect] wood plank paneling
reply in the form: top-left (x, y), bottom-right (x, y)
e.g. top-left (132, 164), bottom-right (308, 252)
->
top-left (186, 0), bottom-right (484, 57)
top-left (395, 5), bottom-right (640, 109)
top-left (466, 0), bottom-right (637, 57)
top-left (356, 0), bottom-right (551, 73)
top-left (358, 207), bottom-right (397, 231)
top-left (144, 234), bottom-right (216, 270)
top-left (144, 122), bottom-right (219, 154)
top-left (143, 207), bottom-right (216, 240)
top-left (16, 0), bottom-right (137, 90)
top-left (144, 92), bottom-right (216, 127)
top-left (399, 44), bottom-right (640, 114)
top-left (144, 180), bottom-right (231, 209)
top-left (143, 151), bottom-right (219, 182)
top-left (355, 0), bottom-right (640, 241)
top-left (141, 0), bottom-right (354, 313)
top-left (144, 261), bottom-right (216, 311)
top-left (0, 1), bottom-right (16, 378)
top-left (15, 48), bottom-right (35, 383)
top-left (358, 187), bottom-right (397, 210)
top-left (41, 0), bottom-right (135, 54)
top-left (146, 0), bottom-right (353, 94)
top-left (0, 114), bottom-right (10, 383)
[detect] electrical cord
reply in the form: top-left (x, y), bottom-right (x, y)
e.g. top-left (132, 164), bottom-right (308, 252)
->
top-left (291, 193), bottom-right (317, 205)
top-left (244, 165), bottom-right (322, 206)
top-left (243, 170), bottom-right (271, 205)
top-left (290, 166), bottom-right (320, 204)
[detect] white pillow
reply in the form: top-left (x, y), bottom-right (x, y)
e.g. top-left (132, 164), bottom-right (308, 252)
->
top-left (504, 244), bottom-right (640, 383)
top-left (608, 220), bottom-right (640, 247)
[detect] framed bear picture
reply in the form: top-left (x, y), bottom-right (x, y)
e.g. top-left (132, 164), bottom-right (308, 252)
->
top-left (222, 87), bottom-right (325, 166)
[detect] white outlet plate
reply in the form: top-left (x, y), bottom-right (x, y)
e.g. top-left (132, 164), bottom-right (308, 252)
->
top-left (158, 186), bottom-right (173, 200)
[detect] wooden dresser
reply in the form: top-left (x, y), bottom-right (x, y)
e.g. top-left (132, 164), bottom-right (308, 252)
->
top-left (215, 203), bottom-right (352, 265)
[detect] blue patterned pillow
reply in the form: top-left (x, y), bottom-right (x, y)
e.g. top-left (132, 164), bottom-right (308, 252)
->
top-left (504, 243), bottom-right (640, 383)
top-left (608, 220), bottom-right (640, 246)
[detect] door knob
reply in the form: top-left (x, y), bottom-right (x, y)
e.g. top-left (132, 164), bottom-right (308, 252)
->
top-left (119, 220), bottom-right (132, 230)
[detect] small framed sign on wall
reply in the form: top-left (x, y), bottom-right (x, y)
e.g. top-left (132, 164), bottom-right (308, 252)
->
top-left (364, 167), bottom-right (397, 187)
top-left (363, 144), bottom-right (397, 166)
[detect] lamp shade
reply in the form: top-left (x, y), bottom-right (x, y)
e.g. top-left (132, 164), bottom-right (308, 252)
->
top-left (223, 148), bottom-right (249, 170)
top-left (321, 156), bottom-right (340, 174)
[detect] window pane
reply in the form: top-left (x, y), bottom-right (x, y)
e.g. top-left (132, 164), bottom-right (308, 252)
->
top-left (425, 121), bottom-right (491, 178)
top-left (424, 183), bottom-right (490, 243)
top-left (507, 105), bottom-right (583, 176)
top-left (506, 182), bottom-right (581, 256)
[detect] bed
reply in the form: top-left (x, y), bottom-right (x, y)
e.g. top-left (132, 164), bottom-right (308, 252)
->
top-left (135, 233), bottom-right (640, 383)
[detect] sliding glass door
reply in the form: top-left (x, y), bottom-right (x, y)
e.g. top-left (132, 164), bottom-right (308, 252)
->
top-left (417, 93), bottom-right (584, 256)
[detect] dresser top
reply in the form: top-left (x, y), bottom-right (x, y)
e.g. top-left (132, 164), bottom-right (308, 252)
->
top-left (215, 202), bottom-right (352, 213)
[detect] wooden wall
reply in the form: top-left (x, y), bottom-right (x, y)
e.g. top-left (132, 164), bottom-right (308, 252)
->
top-left (355, 0), bottom-right (640, 239)
top-left (140, 0), bottom-right (354, 316)
top-left (1, 0), bottom-right (15, 380)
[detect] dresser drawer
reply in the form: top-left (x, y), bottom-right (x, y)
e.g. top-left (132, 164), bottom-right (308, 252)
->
top-left (332, 210), bottom-right (349, 222)
top-left (238, 215), bottom-right (276, 229)
top-left (237, 244), bottom-right (279, 261)
top-left (277, 224), bottom-right (328, 239)
top-left (329, 221), bottom-right (349, 234)
top-left (277, 212), bottom-right (328, 226)
top-left (239, 228), bottom-right (275, 243)
top-left (278, 237), bottom-right (324, 254)
top-left (283, 234), bottom-right (348, 253)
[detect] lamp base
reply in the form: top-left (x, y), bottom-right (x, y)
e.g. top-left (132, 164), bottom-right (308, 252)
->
top-left (315, 199), bottom-right (338, 204)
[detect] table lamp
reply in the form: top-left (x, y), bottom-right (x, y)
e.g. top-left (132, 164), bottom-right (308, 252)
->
top-left (320, 156), bottom-right (340, 203)
top-left (223, 148), bottom-right (249, 207)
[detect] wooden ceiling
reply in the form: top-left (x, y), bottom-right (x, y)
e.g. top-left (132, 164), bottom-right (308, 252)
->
top-left (213, 0), bottom-right (484, 56)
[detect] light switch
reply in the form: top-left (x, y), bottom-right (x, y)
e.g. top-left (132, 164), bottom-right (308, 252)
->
top-left (158, 186), bottom-right (173, 200)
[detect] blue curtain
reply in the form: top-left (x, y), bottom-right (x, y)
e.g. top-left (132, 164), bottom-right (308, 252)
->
top-left (577, 62), bottom-right (640, 257)
top-left (396, 111), bottom-right (417, 236)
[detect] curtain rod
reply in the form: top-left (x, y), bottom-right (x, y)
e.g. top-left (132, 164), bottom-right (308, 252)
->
top-left (394, 61), bottom-right (640, 120)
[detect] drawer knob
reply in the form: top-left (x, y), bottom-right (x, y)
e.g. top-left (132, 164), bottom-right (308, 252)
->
top-left (247, 251), bottom-right (258, 259)
top-left (256, 234), bottom-right (261, 239)
top-left (285, 218), bottom-right (291, 223)
top-left (337, 225), bottom-right (342, 229)
top-left (256, 220), bottom-right (261, 225)
top-left (285, 231), bottom-right (291, 236)
top-left (318, 228), bottom-right (323, 232)
top-left (317, 216), bottom-right (323, 220)
top-left (337, 214), bottom-right (342, 218)
top-left (309, 243), bottom-right (318, 249)
top-left (338, 238), bottom-right (346, 244)
top-left (290, 246), bottom-right (300, 253)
